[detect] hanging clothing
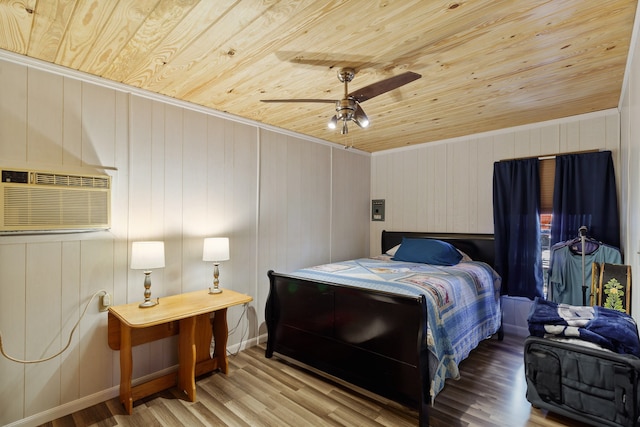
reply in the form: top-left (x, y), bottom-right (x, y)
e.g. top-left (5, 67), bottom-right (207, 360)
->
top-left (548, 244), bottom-right (621, 305)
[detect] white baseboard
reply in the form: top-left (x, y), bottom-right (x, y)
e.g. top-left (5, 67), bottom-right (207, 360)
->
top-left (5, 335), bottom-right (262, 427)
top-left (3, 387), bottom-right (120, 427)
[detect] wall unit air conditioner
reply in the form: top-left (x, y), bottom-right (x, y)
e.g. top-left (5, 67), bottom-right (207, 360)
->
top-left (0, 168), bottom-right (111, 233)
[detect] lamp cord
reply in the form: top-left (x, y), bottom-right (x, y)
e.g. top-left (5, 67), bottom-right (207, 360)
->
top-left (0, 289), bottom-right (108, 364)
top-left (227, 303), bottom-right (249, 357)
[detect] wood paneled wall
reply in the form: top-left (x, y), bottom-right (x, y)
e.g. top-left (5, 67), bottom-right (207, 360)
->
top-left (370, 110), bottom-right (621, 256)
top-left (0, 56), bottom-right (370, 426)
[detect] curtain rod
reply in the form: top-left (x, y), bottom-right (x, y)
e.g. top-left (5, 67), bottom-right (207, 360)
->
top-left (499, 149), bottom-right (600, 162)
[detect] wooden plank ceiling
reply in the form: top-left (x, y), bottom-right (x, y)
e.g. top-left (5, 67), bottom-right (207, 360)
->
top-left (0, 0), bottom-right (637, 153)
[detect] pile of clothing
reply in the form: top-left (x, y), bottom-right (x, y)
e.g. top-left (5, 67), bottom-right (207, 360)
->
top-left (528, 297), bottom-right (640, 356)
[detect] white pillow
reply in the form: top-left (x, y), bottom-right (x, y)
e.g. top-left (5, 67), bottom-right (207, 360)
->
top-left (386, 244), bottom-right (401, 256)
top-left (458, 250), bottom-right (473, 262)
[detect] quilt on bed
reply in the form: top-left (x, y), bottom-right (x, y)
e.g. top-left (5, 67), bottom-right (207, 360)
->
top-left (290, 256), bottom-right (502, 400)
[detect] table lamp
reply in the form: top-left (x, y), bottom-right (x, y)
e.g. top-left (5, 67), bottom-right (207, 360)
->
top-left (130, 241), bottom-right (165, 308)
top-left (203, 237), bottom-right (229, 294)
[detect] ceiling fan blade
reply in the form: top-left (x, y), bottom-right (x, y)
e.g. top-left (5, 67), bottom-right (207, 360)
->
top-left (260, 99), bottom-right (336, 103)
top-left (349, 71), bottom-right (421, 103)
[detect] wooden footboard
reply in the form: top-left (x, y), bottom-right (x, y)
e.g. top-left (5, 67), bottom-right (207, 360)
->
top-left (265, 270), bottom-right (430, 426)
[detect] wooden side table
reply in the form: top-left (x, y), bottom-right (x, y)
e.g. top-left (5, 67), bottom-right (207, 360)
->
top-left (107, 288), bottom-right (252, 414)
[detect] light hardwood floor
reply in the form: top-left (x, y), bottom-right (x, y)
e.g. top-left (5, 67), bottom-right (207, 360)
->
top-left (41, 334), bottom-right (591, 427)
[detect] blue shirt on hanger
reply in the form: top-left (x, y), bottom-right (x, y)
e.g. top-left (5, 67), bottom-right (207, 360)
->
top-left (548, 244), bottom-right (621, 306)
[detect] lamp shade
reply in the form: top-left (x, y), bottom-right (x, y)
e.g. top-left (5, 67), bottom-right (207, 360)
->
top-left (130, 241), bottom-right (165, 270)
top-left (203, 237), bottom-right (230, 262)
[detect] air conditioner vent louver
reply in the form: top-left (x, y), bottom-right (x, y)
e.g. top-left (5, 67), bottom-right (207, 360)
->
top-left (0, 168), bottom-right (111, 233)
top-left (33, 172), bottom-right (110, 189)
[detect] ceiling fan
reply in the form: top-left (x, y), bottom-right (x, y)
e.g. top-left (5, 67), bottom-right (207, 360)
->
top-left (260, 67), bottom-right (421, 134)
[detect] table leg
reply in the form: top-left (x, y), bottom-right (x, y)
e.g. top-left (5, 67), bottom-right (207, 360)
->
top-left (178, 316), bottom-right (197, 401)
top-left (194, 313), bottom-right (215, 373)
top-left (212, 307), bottom-right (229, 374)
top-left (119, 323), bottom-right (133, 415)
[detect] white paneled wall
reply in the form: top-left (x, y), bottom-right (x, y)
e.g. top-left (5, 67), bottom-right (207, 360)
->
top-left (370, 110), bottom-right (621, 334)
top-left (331, 148), bottom-right (371, 262)
top-left (0, 54), bottom-right (371, 426)
top-left (0, 244), bottom-right (26, 423)
top-left (370, 110), bottom-right (620, 255)
top-left (258, 130), bottom-right (331, 274)
top-left (619, 15), bottom-right (640, 321)
top-left (255, 131), bottom-right (370, 336)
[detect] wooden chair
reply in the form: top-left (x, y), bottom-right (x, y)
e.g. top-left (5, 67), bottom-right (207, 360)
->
top-left (590, 262), bottom-right (632, 314)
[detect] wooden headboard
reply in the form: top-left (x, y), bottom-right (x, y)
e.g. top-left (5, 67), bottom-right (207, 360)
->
top-left (381, 230), bottom-right (496, 267)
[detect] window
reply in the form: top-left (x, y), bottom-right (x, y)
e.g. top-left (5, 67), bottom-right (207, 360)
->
top-left (540, 213), bottom-right (552, 297)
top-left (539, 157), bottom-right (555, 298)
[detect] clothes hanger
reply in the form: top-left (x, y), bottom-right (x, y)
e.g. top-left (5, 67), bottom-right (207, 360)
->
top-left (568, 226), bottom-right (599, 255)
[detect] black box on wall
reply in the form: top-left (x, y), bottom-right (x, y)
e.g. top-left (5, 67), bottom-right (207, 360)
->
top-left (371, 199), bottom-right (385, 221)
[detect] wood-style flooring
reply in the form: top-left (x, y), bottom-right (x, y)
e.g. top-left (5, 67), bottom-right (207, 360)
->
top-left (41, 334), bottom-right (591, 427)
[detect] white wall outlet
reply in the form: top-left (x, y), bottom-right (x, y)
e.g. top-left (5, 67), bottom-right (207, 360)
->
top-left (99, 292), bottom-right (111, 312)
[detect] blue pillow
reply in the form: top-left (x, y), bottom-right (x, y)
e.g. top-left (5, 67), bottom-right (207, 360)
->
top-left (392, 238), bottom-right (463, 265)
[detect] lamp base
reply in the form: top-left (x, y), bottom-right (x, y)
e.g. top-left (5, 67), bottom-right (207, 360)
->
top-left (209, 287), bottom-right (223, 294)
top-left (139, 271), bottom-right (158, 308)
top-left (139, 299), bottom-right (158, 308)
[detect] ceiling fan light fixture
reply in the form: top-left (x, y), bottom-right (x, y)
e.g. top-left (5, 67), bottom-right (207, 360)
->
top-left (353, 103), bottom-right (369, 128)
top-left (328, 115), bottom-right (338, 129)
top-left (354, 116), bottom-right (369, 128)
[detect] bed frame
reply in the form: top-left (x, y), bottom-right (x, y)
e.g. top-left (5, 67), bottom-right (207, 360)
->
top-left (265, 231), bottom-right (498, 427)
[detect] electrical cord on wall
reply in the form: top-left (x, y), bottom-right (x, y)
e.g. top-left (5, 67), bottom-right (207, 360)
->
top-left (226, 302), bottom-right (249, 357)
top-left (0, 289), bottom-right (108, 364)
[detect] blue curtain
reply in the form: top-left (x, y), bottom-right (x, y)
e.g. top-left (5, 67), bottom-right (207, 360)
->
top-left (550, 151), bottom-right (620, 249)
top-left (493, 159), bottom-right (543, 299)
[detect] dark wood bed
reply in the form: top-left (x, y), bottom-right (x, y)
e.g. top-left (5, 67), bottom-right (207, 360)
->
top-left (265, 231), bottom-right (500, 427)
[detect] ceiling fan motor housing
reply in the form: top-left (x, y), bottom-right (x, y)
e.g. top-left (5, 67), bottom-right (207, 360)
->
top-left (337, 68), bottom-right (356, 83)
top-left (335, 98), bottom-right (356, 120)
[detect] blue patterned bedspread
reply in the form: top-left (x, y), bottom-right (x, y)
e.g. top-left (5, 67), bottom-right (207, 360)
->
top-left (290, 256), bottom-right (502, 400)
